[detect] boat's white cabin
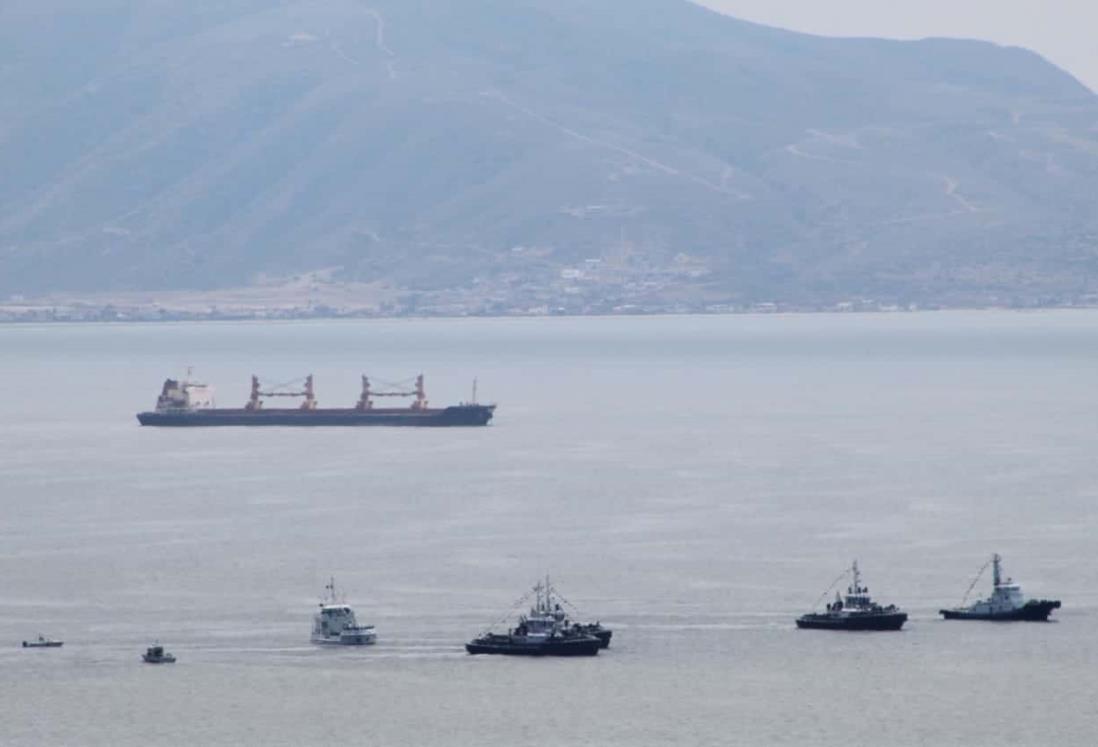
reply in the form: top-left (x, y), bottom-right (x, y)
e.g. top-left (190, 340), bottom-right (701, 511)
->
top-left (828, 561), bottom-right (882, 612)
top-left (313, 604), bottom-right (366, 636)
top-left (155, 378), bottom-right (214, 411)
top-left (515, 580), bottom-right (571, 638)
top-left (976, 555), bottom-right (1027, 610)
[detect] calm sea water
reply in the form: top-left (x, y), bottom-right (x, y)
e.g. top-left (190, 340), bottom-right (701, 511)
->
top-left (1, 312), bottom-right (1096, 746)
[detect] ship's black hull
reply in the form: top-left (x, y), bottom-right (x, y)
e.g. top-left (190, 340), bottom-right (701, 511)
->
top-left (796, 612), bottom-right (908, 631)
top-left (940, 600), bottom-right (1061, 621)
top-left (465, 635), bottom-right (601, 656)
top-left (137, 404), bottom-right (495, 427)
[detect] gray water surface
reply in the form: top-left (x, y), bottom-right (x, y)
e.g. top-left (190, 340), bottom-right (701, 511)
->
top-left (1, 312), bottom-right (1095, 745)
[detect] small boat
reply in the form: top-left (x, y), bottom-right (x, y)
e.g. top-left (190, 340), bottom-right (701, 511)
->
top-left (466, 579), bottom-right (602, 657)
top-left (142, 645), bottom-right (176, 664)
top-left (940, 554), bottom-right (1061, 621)
top-left (311, 578), bottom-right (377, 646)
top-left (569, 621), bottom-right (613, 649)
top-left (22, 635), bottom-right (63, 648)
top-left (796, 561), bottom-right (908, 631)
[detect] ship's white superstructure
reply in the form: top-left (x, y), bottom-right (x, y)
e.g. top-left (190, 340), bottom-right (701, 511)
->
top-left (154, 374), bottom-right (214, 412)
top-left (958, 554), bottom-right (1026, 614)
top-left (311, 578), bottom-right (377, 646)
top-left (514, 580), bottom-right (566, 641)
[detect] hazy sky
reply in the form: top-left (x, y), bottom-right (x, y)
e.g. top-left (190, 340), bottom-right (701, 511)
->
top-left (696, 0), bottom-right (1097, 92)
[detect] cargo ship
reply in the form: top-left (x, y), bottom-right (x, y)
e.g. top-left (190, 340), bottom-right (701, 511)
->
top-left (137, 373), bottom-right (495, 427)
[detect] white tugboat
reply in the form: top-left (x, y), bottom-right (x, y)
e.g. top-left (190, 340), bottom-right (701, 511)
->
top-left (311, 578), bottom-right (377, 646)
top-left (940, 554), bottom-right (1061, 621)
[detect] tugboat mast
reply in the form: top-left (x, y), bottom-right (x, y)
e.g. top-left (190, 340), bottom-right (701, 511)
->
top-left (992, 553), bottom-right (1003, 587)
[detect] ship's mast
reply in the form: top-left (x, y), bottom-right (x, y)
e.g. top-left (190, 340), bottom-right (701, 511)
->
top-left (302, 375), bottom-right (317, 410)
top-left (992, 553), bottom-right (1002, 587)
top-left (412, 374), bottom-right (427, 410)
top-left (851, 560), bottom-right (861, 593)
top-left (246, 375), bottom-right (262, 410)
top-left (357, 376), bottom-right (373, 410)
top-left (245, 374), bottom-right (317, 409)
top-left (324, 576), bottom-right (338, 605)
top-left (360, 374), bottom-right (428, 409)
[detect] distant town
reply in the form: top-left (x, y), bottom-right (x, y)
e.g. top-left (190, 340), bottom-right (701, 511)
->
top-left (4, 248), bottom-right (1097, 323)
top-left (0, 298), bottom-right (932, 323)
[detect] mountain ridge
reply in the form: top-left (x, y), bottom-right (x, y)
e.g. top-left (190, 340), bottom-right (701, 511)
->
top-left (1, 0), bottom-right (1096, 310)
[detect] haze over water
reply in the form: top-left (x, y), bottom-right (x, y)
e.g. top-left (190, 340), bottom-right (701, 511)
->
top-left (1, 312), bottom-right (1096, 745)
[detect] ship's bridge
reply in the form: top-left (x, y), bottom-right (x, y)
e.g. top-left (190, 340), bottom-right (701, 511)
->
top-left (154, 378), bottom-right (214, 411)
top-left (844, 591), bottom-right (873, 608)
top-left (992, 583), bottom-right (1025, 602)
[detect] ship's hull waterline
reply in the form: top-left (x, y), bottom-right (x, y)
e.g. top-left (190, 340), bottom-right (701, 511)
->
top-left (465, 637), bottom-right (602, 656)
top-left (137, 405), bottom-right (495, 427)
top-left (795, 612), bottom-right (908, 631)
top-left (312, 635), bottom-right (377, 646)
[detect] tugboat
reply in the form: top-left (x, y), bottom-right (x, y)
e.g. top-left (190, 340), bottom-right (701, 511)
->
top-left (311, 578), bottom-right (377, 646)
top-left (940, 554), bottom-right (1061, 621)
top-left (466, 580), bottom-right (602, 656)
top-left (22, 635), bottom-right (63, 648)
top-left (796, 561), bottom-right (908, 631)
top-left (142, 644), bottom-right (176, 664)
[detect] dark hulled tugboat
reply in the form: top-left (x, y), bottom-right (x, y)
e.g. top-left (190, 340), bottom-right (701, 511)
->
top-left (142, 644), bottom-right (176, 664)
top-left (466, 580), bottom-right (603, 656)
top-left (796, 561), bottom-right (908, 631)
top-left (940, 554), bottom-right (1061, 621)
